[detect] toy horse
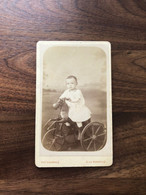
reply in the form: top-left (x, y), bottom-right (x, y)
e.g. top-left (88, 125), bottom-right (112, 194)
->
top-left (53, 98), bottom-right (69, 121)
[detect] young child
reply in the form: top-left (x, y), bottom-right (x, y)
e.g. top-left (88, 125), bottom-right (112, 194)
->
top-left (59, 75), bottom-right (91, 139)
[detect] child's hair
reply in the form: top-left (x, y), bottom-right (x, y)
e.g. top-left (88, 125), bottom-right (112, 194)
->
top-left (66, 75), bottom-right (78, 83)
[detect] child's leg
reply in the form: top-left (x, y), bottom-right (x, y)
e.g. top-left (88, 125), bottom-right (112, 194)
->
top-left (82, 118), bottom-right (91, 128)
top-left (76, 119), bottom-right (91, 140)
top-left (76, 122), bottom-right (83, 140)
top-left (76, 122), bottom-right (82, 128)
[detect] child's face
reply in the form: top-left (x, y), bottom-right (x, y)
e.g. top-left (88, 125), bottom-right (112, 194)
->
top-left (66, 78), bottom-right (77, 90)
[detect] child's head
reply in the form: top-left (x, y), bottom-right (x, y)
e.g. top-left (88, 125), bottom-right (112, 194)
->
top-left (66, 75), bottom-right (78, 90)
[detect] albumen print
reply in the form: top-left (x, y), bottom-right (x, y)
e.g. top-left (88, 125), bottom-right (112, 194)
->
top-left (35, 41), bottom-right (112, 167)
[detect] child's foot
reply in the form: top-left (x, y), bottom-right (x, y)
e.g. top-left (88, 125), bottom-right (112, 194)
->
top-left (65, 122), bottom-right (70, 126)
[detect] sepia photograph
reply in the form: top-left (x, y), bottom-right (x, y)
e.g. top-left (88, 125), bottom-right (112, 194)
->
top-left (35, 41), bottom-right (112, 167)
top-left (42, 45), bottom-right (107, 152)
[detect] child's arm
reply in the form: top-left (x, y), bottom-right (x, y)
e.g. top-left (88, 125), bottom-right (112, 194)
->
top-left (65, 96), bottom-right (81, 105)
top-left (70, 90), bottom-right (85, 105)
top-left (65, 90), bottom-right (84, 105)
top-left (67, 98), bottom-right (80, 103)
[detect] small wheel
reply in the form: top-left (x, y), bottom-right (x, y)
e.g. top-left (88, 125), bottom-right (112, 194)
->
top-left (42, 123), bottom-right (65, 151)
top-left (81, 122), bottom-right (106, 151)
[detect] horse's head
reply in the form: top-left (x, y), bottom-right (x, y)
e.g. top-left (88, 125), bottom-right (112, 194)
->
top-left (53, 98), bottom-right (69, 119)
top-left (53, 98), bottom-right (65, 109)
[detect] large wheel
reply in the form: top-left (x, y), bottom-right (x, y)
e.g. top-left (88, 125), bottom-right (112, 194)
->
top-left (81, 122), bottom-right (106, 151)
top-left (42, 122), bottom-right (65, 151)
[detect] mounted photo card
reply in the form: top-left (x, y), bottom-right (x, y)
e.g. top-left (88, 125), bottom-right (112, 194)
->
top-left (35, 41), bottom-right (112, 167)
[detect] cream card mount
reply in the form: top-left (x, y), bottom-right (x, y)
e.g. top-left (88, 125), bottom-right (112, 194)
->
top-left (35, 41), bottom-right (112, 167)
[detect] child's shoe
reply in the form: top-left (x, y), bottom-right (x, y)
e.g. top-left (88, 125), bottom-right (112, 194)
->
top-left (65, 122), bottom-right (70, 126)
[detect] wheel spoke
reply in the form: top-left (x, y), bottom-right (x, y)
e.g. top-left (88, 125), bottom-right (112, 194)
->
top-left (42, 136), bottom-right (54, 143)
top-left (44, 138), bottom-right (54, 143)
top-left (55, 134), bottom-right (63, 138)
top-left (97, 132), bottom-right (106, 137)
top-left (44, 140), bottom-right (54, 148)
top-left (55, 141), bottom-right (63, 145)
top-left (83, 137), bottom-right (92, 142)
top-left (95, 126), bottom-right (101, 135)
top-left (55, 142), bottom-right (62, 150)
top-left (42, 128), bottom-right (56, 142)
top-left (87, 139), bottom-right (93, 150)
top-left (48, 140), bottom-right (55, 150)
top-left (44, 142), bottom-right (51, 147)
top-left (94, 140), bottom-right (97, 151)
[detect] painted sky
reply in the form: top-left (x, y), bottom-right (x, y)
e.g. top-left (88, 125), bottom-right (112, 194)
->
top-left (43, 46), bottom-right (106, 91)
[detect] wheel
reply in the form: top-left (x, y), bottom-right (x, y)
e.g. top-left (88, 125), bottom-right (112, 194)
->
top-left (42, 122), bottom-right (65, 151)
top-left (81, 122), bottom-right (106, 151)
top-left (42, 120), bottom-right (55, 140)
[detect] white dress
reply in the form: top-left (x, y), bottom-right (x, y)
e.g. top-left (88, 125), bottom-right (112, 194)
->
top-left (60, 89), bottom-right (91, 122)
